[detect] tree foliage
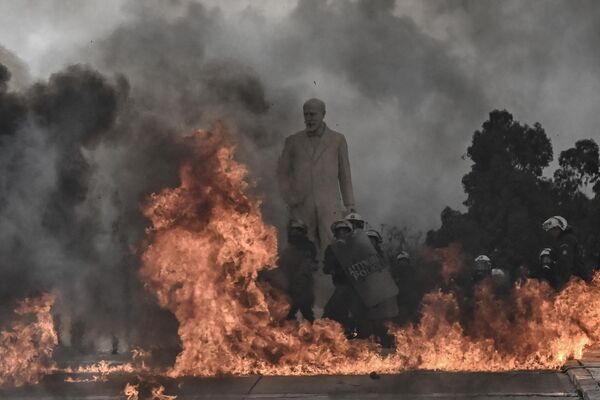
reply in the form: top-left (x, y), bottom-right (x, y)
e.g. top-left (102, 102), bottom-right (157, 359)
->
top-left (554, 139), bottom-right (600, 196)
top-left (427, 110), bottom-right (600, 277)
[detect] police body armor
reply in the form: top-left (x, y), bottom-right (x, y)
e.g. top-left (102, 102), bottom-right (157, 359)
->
top-left (331, 231), bottom-right (399, 307)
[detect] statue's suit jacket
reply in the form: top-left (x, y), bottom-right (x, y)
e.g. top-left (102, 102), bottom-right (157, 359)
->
top-left (277, 125), bottom-right (355, 248)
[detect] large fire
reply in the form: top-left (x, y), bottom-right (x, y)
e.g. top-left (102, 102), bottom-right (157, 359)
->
top-left (0, 294), bottom-right (57, 387)
top-left (139, 124), bottom-right (600, 376)
top-left (1, 125), bottom-right (598, 386)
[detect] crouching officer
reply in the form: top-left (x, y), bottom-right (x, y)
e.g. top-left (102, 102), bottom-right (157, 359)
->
top-left (278, 219), bottom-right (318, 322)
top-left (328, 221), bottom-right (399, 347)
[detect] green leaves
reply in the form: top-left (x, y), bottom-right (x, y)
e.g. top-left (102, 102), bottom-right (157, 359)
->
top-left (428, 109), bottom-right (599, 274)
top-left (554, 139), bottom-right (600, 195)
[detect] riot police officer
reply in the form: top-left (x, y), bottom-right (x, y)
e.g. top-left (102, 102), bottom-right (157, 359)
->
top-left (473, 255), bottom-right (492, 282)
top-left (391, 251), bottom-right (422, 325)
top-left (366, 229), bottom-right (384, 257)
top-left (323, 220), bottom-right (355, 332)
top-left (542, 216), bottom-right (589, 289)
top-left (278, 219), bottom-right (318, 322)
top-left (345, 212), bottom-right (366, 231)
top-left (325, 220), bottom-right (398, 347)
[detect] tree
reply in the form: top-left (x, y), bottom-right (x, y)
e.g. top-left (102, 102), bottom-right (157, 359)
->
top-left (428, 110), bottom-right (556, 274)
top-left (554, 139), bottom-right (599, 197)
top-left (553, 139), bottom-right (600, 269)
top-left (428, 109), bottom-right (600, 279)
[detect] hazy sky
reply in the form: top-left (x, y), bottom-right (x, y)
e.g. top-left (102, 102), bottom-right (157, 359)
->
top-left (1, 0), bottom-right (599, 231)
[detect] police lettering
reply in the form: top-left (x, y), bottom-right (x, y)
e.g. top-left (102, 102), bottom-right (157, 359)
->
top-left (347, 255), bottom-right (383, 280)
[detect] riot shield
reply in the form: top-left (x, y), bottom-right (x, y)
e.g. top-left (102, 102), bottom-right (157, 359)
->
top-left (331, 231), bottom-right (399, 307)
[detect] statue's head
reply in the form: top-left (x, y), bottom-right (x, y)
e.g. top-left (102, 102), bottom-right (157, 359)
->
top-left (303, 98), bottom-right (326, 134)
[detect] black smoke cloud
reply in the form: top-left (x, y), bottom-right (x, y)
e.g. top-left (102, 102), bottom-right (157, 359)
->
top-left (76, 0), bottom-right (490, 310)
top-left (0, 63), bottom-right (189, 349)
top-left (2, 0), bottom-right (600, 346)
top-left (0, 66), bottom-right (118, 313)
top-left (84, 0), bottom-right (490, 230)
top-left (27, 66), bottom-right (122, 329)
top-left (0, 2), bottom-right (293, 348)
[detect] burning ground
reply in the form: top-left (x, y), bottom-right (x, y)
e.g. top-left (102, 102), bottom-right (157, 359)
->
top-left (137, 124), bottom-right (600, 376)
top-left (3, 114), bottom-right (600, 385)
top-left (0, 294), bottom-right (57, 387)
top-left (2, 0), bottom-right (600, 389)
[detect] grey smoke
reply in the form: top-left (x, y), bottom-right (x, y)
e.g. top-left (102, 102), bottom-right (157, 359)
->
top-left (1, 0), bottom-right (600, 347)
top-left (81, 0), bottom-right (490, 230)
top-left (0, 46), bottom-right (30, 91)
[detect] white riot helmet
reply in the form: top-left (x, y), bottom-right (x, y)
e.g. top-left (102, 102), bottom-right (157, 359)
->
top-left (491, 268), bottom-right (508, 286)
top-left (366, 229), bottom-right (383, 244)
top-left (542, 216), bottom-right (568, 232)
top-left (475, 255), bottom-right (491, 264)
top-left (474, 255), bottom-right (492, 274)
top-left (539, 248), bottom-right (552, 259)
top-left (330, 219), bottom-right (353, 235)
top-left (491, 268), bottom-right (505, 278)
top-left (396, 251), bottom-right (410, 262)
top-left (345, 212), bottom-right (366, 230)
top-left (539, 247), bottom-right (554, 270)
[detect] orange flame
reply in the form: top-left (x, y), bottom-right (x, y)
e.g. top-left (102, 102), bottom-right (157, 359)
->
top-left (140, 124), bottom-right (600, 376)
top-left (124, 382), bottom-right (140, 400)
top-left (62, 360), bottom-right (138, 382)
top-left (0, 293), bottom-right (57, 387)
top-left (390, 276), bottom-right (597, 371)
top-left (124, 382), bottom-right (176, 400)
top-left (63, 360), bottom-right (136, 375)
top-left (425, 243), bottom-right (464, 284)
top-left (151, 385), bottom-right (177, 400)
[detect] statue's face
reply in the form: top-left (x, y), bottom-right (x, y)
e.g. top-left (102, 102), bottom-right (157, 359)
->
top-left (303, 105), bottom-right (325, 133)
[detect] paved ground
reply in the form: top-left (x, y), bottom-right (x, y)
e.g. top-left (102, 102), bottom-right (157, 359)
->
top-left (565, 346), bottom-right (600, 400)
top-left (0, 370), bottom-right (579, 399)
top-left (0, 348), bottom-right (588, 399)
